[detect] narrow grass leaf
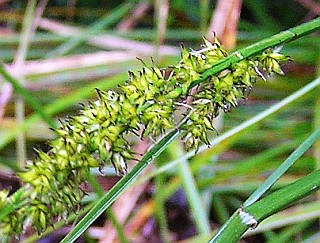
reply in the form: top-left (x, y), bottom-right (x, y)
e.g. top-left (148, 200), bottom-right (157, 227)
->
top-left (87, 174), bottom-right (128, 243)
top-left (61, 128), bottom-right (181, 243)
top-left (0, 61), bottom-right (56, 128)
top-left (243, 127), bottom-right (320, 207)
top-left (245, 201), bottom-right (320, 236)
top-left (45, 0), bottom-right (138, 58)
top-left (155, 161), bottom-right (170, 243)
top-left (209, 169), bottom-right (320, 243)
top-left (137, 77), bottom-right (320, 183)
top-left (0, 73), bottom-right (127, 150)
top-left (176, 146), bottom-right (211, 235)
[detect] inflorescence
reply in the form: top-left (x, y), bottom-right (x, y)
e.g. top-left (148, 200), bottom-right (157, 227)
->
top-left (0, 37), bottom-right (289, 237)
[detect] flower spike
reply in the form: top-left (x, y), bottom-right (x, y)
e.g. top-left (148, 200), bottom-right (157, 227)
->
top-left (0, 37), bottom-right (290, 237)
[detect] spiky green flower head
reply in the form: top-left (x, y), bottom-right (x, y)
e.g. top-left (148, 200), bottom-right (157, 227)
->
top-left (180, 44), bottom-right (290, 152)
top-left (258, 48), bottom-right (291, 75)
top-left (0, 37), bottom-right (290, 238)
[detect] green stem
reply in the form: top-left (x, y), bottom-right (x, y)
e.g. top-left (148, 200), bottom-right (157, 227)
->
top-left (175, 143), bottom-right (211, 235)
top-left (5, 18), bottom-right (320, 242)
top-left (199, 0), bottom-right (209, 34)
top-left (155, 160), bottom-right (170, 243)
top-left (61, 127), bottom-right (181, 242)
top-left (314, 50), bottom-right (320, 205)
top-left (140, 76), bottom-right (320, 181)
top-left (87, 174), bottom-right (128, 243)
top-left (243, 127), bottom-right (320, 207)
top-left (13, 0), bottom-right (37, 65)
top-left (0, 62), bottom-right (56, 128)
top-left (211, 194), bottom-right (229, 224)
top-left (14, 0), bottom-right (37, 167)
top-left (208, 169), bottom-right (320, 243)
top-left (192, 17), bottom-right (320, 87)
top-left (62, 19), bottom-right (320, 242)
top-left (209, 127), bottom-right (320, 242)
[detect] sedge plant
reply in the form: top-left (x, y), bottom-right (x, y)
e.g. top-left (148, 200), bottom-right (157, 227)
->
top-left (0, 17), bottom-right (319, 242)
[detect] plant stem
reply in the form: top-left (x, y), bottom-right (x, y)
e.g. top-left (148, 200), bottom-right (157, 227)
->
top-left (209, 128), bottom-right (320, 243)
top-left (155, 159), bottom-right (170, 243)
top-left (13, 0), bottom-right (37, 166)
top-left (87, 174), bottom-right (128, 243)
top-left (192, 17), bottom-right (320, 87)
top-left (208, 169), bottom-right (320, 243)
top-left (243, 127), bottom-right (320, 207)
top-left (141, 76), bottom-right (320, 181)
top-left (62, 19), bottom-right (320, 242)
top-left (174, 142), bottom-right (211, 235)
top-left (0, 62), bottom-right (56, 128)
top-left (199, 0), bottom-right (210, 34)
top-left (61, 127), bottom-right (181, 243)
top-left (3, 18), bottom-right (317, 242)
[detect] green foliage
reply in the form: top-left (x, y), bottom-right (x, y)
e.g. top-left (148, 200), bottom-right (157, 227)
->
top-left (0, 1), bottom-right (319, 242)
top-left (0, 34), bottom-right (289, 237)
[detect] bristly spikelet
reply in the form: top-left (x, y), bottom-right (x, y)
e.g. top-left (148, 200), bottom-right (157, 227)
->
top-left (0, 37), bottom-right (290, 238)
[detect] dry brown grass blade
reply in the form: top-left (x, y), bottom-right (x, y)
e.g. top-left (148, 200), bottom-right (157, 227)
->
top-left (117, 1), bottom-right (151, 32)
top-left (207, 0), bottom-right (242, 49)
top-left (38, 18), bottom-right (179, 55)
top-left (0, 83), bottom-right (12, 121)
top-left (295, 0), bottom-right (320, 15)
top-left (124, 199), bottom-right (155, 237)
top-left (6, 51), bottom-right (138, 77)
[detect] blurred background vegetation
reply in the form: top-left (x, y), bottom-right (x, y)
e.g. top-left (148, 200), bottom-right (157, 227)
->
top-left (0, 0), bottom-right (319, 242)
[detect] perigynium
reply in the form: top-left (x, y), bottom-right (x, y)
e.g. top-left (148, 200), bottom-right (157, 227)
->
top-left (0, 37), bottom-right (289, 237)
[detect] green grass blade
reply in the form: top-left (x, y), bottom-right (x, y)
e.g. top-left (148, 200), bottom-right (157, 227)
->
top-left (179, 159), bottom-right (211, 234)
top-left (0, 61), bottom-right (56, 128)
top-left (137, 77), bottom-right (320, 183)
top-left (245, 201), bottom-right (320, 235)
top-left (244, 0), bottom-right (279, 30)
top-left (0, 73), bottom-right (127, 151)
top-left (45, 0), bottom-right (137, 58)
top-left (2, 17), bottom-right (318, 241)
top-left (248, 201), bottom-right (320, 236)
top-left (87, 174), bottom-right (128, 243)
top-left (61, 127), bottom-right (181, 243)
top-left (155, 161), bottom-right (170, 243)
top-left (209, 169), bottom-right (320, 243)
top-left (211, 194), bottom-right (229, 224)
top-left (243, 127), bottom-right (320, 207)
top-left (14, 0), bottom-right (38, 166)
top-left (175, 143), bottom-right (211, 235)
top-left (192, 17), bottom-right (320, 87)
